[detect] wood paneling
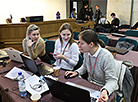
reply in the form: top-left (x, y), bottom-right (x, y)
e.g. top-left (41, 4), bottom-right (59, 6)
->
top-left (0, 19), bottom-right (94, 51)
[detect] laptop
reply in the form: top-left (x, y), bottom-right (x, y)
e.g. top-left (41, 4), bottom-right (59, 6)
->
top-left (111, 33), bottom-right (126, 37)
top-left (44, 77), bottom-right (99, 102)
top-left (4, 49), bottom-right (23, 63)
top-left (20, 55), bottom-right (54, 76)
top-left (106, 46), bottom-right (129, 55)
top-left (99, 33), bottom-right (111, 36)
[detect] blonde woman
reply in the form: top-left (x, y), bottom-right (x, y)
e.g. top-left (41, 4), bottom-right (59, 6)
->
top-left (22, 24), bottom-right (50, 64)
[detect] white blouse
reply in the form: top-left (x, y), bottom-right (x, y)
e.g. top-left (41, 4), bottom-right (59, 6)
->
top-left (54, 38), bottom-right (80, 70)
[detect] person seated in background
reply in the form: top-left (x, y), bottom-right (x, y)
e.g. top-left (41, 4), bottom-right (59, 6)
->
top-left (65, 30), bottom-right (118, 102)
top-left (107, 12), bottom-right (120, 33)
top-left (6, 18), bottom-right (11, 24)
top-left (53, 23), bottom-right (80, 71)
top-left (110, 13), bottom-right (120, 28)
top-left (22, 24), bottom-right (51, 64)
top-left (71, 8), bottom-right (77, 18)
top-left (20, 17), bottom-right (26, 22)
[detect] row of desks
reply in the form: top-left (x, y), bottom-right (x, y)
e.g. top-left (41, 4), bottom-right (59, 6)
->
top-left (0, 60), bottom-right (115, 102)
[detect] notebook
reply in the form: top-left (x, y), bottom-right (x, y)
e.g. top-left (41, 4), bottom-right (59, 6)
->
top-left (4, 49), bottom-right (23, 63)
top-left (20, 55), bottom-right (54, 76)
top-left (44, 77), bottom-right (99, 102)
top-left (106, 46), bottom-right (129, 55)
top-left (111, 33), bottom-right (126, 37)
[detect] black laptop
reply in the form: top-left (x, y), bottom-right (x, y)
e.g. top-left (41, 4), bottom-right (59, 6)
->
top-left (44, 77), bottom-right (99, 102)
top-left (20, 55), bottom-right (54, 76)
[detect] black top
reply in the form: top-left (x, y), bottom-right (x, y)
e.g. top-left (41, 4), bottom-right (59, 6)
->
top-left (111, 18), bottom-right (120, 27)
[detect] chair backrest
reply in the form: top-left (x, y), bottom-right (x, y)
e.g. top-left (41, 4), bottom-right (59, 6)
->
top-left (125, 30), bottom-right (138, 37)
top-left (45, 40), bottom-right (55, 54)
top-left (74, 54), bottom-right (83, 70)
top-left (45, 40), bottom-right (56, 64)
top-left (42, 38), bottom-right (47, 42)
top-left (117, 37), bottom-right (137, 50)
top-left (98, 35), bottom-right (109, 46)
top-left (74, 32), bottom-right (80, 40)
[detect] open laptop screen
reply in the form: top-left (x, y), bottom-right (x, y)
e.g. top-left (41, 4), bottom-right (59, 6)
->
top-left (21, 55), bottom-right (38, 74)
top-left (44, 77), bottom-right (91, 102)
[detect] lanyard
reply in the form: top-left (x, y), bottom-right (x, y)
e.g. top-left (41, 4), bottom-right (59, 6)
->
top-left (89, 54), bottom-right (99, 79)
top-left (59, 42), bottom-right (69, 64)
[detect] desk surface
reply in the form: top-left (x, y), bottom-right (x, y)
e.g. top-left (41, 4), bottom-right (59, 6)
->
top-left (0, 61), bottom-right (115, 102)
top-left (115, 50), bottom-right (138, 67)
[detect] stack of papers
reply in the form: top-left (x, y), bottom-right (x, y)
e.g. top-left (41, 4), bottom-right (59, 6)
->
top-left (5, 67), bottom-right (33, 80)
top-left (5, 67), bottom-right (49, 95)
top-left (25, 75), bottom-right (49, 95)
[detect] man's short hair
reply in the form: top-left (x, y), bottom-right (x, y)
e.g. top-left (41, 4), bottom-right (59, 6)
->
top-left (111, 13), bottom-right (116, 16)
top-left (96, 4), bottom-right (99, 7)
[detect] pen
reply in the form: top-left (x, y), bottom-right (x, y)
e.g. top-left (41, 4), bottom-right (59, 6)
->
top-left (49, 52), bottom-right (57, 56)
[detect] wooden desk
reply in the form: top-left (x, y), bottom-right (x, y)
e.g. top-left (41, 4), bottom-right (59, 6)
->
top-left (118, 29), bottom-right (130, 34)
top-left (0, 61), bottom-right (115, 102)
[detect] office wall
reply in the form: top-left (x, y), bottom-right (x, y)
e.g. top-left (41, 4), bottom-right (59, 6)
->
top-left (0, 0), bottom-right (66, 24)
top-left (132, 0), bottom-right (138, 25)
top-left (107, 0), bottom-right (138, 26)
top-left (89, 0), bottom-right (107, 18)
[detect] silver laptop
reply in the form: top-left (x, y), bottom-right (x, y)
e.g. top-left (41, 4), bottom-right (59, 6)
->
top-left (4, 49), bottom-right (23, 63)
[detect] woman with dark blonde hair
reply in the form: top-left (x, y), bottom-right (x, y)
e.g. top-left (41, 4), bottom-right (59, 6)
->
top-left (22, 24), bottom-right (50, 64)
top-left (65, 30), bottom-right (118, 102)
top-left (53, 23), bottom-right (80, 70)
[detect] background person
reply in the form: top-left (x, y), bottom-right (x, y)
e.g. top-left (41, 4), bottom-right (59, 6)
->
top-left (71, 8), bottom-right (77, 18)
top-left (107, 12), bottom-right (120, 33)
top-left (53, 23), bottom-right (80, 71)
top-left (88, 7), bottom-right (94, 21)
top-left (65, 30), bottom-right (118, 102)
top-left (22, 24), bottom-right (51, 64)
top-left (78, 4), bottom-right (88, 21)
top-left (94, 5), bottom-right (101, 27)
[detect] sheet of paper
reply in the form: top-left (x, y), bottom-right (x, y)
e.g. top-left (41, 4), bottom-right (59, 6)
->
top-left (25, 75), bottom-right (49, 95)
top-left (5, 67), bottom-right (33, 80)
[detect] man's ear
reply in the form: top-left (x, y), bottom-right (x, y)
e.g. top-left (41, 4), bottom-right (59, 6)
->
top-left (89, 42), bottom-right (94, 47)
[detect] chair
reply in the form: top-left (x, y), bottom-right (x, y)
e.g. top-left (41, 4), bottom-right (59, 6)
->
top-left (45, 40), bottom-right (55, 65)
top-left (98, 35), bottom-right (109, 46)
top-left (42, 38), bottom-right (47, 42)
top-left (117, 37), bottom-right (138, 50)
top-left (74, 32), bottom-right (80, 40)
top-left (73, 54), bottom-right (83, 70)
top-left (125, 30), bottom-right (138, 37)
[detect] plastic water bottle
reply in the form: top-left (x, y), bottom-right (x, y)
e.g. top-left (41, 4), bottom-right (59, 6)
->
top-left (17, 72), bottom-right (27, 97)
